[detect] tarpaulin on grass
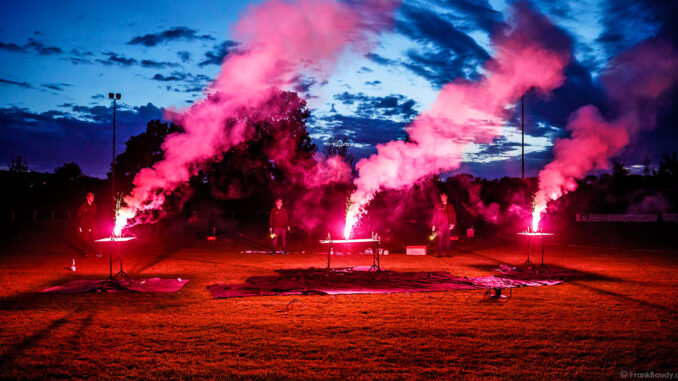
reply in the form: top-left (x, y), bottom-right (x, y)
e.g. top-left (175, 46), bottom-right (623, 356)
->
top-left (42, 278), bottom-right (189, 293)
top-left (207, 267), bottom-right (564, 298)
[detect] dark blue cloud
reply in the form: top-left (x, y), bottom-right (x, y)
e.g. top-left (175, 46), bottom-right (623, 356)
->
top-left (24, 38), bottom-right (62, 55)
top-left (439, 0), bottom-right (503, 33)
top-left (68, 57), bottom-right (93, 65)
top-left (365, 52), bottom-right (397, 66)
top-left (69, 48), bottom-right (92, 56)
top-left (310, 113), bottom-right (408, 150)
top-left (333, 92), bottom-right (418, 120)
top-left (504, 60), bottom-right (607, 140)
top-left (96, 52), bottom-right (137, 66)
top-left (596, 0), bottom-right (676, 58)
top-left (92, 52), bottom-right (180, 69)
top-left (0, 103), bottom-right (164, 177)
top-left (0, 38), bottom-right (63, 55)
top-left (151, 71), bottom-right (211, 93)
top-left (177, 51), bottom-right (191, 63)
top-left (452, 149), bottom-right (555, 179)
top-left (127, 26), bottom-right (214, 47)
top-left (0, 78), bottom-right (32, 88)
top-left (199, 40), bottom-right (239, 67)
top-left (0, 41), bottom-right (26, 53)
top-left (391, 4), bottom-right (491, 87)
top-left (617, 85), bottom-right (678, 166)
top-left (467, 136), bottom-right (523, 160)
top-left (41, 83), bottom-right (72, 91)
top-left (152, 73), bottom-right (185, 82)
top-left (291, 75), bottom-right (317, 95)
top-left (140, 59), bottom-right (180, 69)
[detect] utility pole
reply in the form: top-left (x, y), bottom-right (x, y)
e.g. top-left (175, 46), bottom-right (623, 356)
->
top-left (521, 95), bottom-right (525, 180)
top-left (108, 92), bottom-right (121, 217)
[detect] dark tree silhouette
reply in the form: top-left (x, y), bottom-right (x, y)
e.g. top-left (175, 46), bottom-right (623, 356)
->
top-left (658, 153), bottom-right (678, 177)
top-left (642, 156), bottom-right (652, 176)
top-left (200, 90), bottom-right (316, 205)
top-left (112, 120), bottom-right (184, 194)
top-left (8, 157), bottom-right (29, 173)
top-left (611, 161), bottom-right (629, 178)
top-left (54, 162), bottom-right (83, 182)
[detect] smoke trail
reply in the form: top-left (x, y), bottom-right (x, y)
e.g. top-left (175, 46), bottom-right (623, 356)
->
top-left (532, 39), bottom-right (678, 227)
top-left (344, 2), bottom-right (572, 238)
top-left (114, 0), bottom-right (399, 235)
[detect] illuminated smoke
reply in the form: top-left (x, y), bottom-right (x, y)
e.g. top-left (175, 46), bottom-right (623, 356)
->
top-left (532, 39), bottom-right (678, 228)
top-left (114, 0), bottom-right (399, 235)
top-left (344, 2), bottom-right (572, 238)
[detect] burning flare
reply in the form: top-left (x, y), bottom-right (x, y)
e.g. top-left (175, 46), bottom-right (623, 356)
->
top-left (113, 208), bottom-right (134, 237)
top-left (343, 213), bottom-right (357, 240)
top-left (532, 39), bottom-right (678, 220)
top-left (531, 208), bottom-right (543, 232)
top-left (343, 2), bottom-right (572, 235)
top-left (109, 0), bottom-right (400, 234)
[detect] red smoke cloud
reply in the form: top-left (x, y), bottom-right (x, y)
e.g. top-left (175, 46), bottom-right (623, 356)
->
top-left (533, 39), bottom-right (678, 226)
top-left (114, 0), bottom-right (399, 235)
top-left (344, 2), bottom-right (572, 238)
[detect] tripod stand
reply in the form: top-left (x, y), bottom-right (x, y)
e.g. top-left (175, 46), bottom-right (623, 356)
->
top-left (95, 236), bottom-right (136, 288)
top-left (517, 232), bottom-right (553, 274)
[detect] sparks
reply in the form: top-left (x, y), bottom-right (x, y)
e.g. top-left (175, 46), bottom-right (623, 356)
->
top-left (531, 209), bottom-right (542, 232)
top-left (113, 207), bottom-right (134, 237)
top-left (343, 214), bottom-right (356, 240)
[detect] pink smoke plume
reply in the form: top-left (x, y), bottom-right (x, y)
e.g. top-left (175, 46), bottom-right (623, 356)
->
top-left (532, 39), bottom-right (678, 230)
top-left (344, 2), bottom-right (572, 239)
top-left (114, 0), bottom-right (399, 235)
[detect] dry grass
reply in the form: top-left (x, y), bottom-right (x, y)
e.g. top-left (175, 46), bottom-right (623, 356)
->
top-left (0, 228), bottom-right (676, 380)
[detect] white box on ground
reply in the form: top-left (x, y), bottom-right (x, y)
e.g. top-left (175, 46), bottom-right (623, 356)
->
top-left (406, 245), bottom-right (427, 255)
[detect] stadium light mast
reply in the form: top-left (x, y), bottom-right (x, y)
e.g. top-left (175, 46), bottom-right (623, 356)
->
top-left (109, 92), bottom-right (121, 215)
top-left (521, 95), bottom-right (525, 180)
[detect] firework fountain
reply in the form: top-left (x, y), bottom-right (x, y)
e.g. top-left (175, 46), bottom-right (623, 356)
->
top-left (111, 0), bottom-right (400, 235)
top-left (344, 2), bottom-right (572, 237)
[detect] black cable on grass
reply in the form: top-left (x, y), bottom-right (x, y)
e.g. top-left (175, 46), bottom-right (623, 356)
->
top-left (280, 298), bottom-right (307, 317)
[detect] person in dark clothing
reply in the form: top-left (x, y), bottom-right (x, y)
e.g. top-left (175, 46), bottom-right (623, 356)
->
top-left (431, 193), bottom-right (456, 258)
top-left (269, 198), bottom-right (290, 254)
top-left (77, 192), bottom-right (98, 257)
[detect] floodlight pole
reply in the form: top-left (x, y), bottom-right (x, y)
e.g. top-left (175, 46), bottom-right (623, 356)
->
top-left (109, 92), bottom-right (121, 219)
top-left (520, 95), bottom-right (525, 181)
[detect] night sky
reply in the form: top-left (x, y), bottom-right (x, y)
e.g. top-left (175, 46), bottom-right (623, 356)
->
top-left (1, 0), bottom-right (675, 178)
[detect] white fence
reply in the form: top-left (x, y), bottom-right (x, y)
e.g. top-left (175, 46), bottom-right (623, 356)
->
top-left (576, 213), bottom-right (678, 222)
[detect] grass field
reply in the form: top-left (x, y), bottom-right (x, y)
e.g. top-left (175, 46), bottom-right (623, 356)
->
top-left (1, 227), bottom-right (676, 379)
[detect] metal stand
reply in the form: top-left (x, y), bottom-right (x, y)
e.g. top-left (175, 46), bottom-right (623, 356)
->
top-left (367, 240), bottom-right (381, 272)
top-left (483, 287), bottom-right (512, 301)
top-left (96, 237), bottom-right (136, 288)
top-left (535, 236), bottom-right (550, 274)
top-left (521, 235), bottom-right (536, 271)
top-left (321, 236), bottom-right (382, 273)
top-left (520, 233), bottom-right (551, 274)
